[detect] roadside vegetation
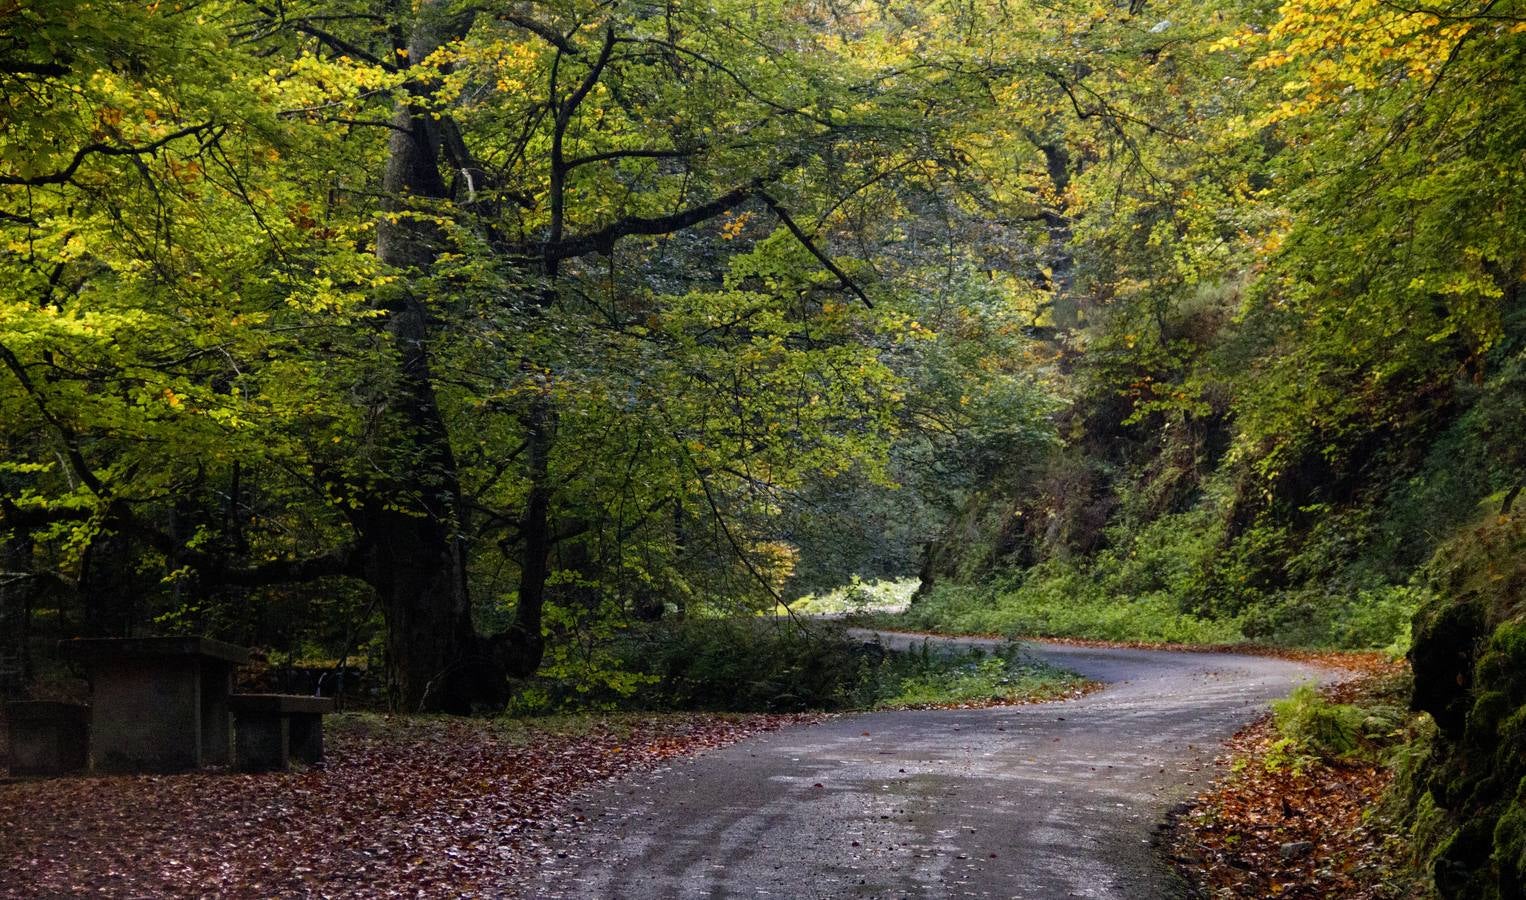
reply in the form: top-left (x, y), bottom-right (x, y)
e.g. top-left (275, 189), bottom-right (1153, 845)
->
top-left (506, 618), bottom-right (1087, 715)
top-left (783, 577), bottom-right (919, 617)
top-left (1169, 670), bottom-right (1434, 899)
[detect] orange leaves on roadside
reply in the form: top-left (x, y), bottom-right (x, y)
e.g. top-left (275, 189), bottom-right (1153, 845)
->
top-left (1167, 676), bottom-right (1422, 899)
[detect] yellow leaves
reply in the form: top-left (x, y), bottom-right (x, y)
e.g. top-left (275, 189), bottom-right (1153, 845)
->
top-left (720, 212), bottom-right (753, 240)
top-left (1245, 0), bottom-right (1487, 126)
top-left (163, 389), bottom-right (182, 408)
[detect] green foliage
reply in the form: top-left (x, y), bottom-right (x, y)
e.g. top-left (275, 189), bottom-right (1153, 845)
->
top-left (784, 577), bottom-right (918, 616)
top-left (871, 646), bottom-right (1085, 709)
top-left (902, 575), bottom-right (1240, 645)
top-left (627, 620), bottom-right (874, 712)
top-left (4, 0), bottom-right (1072, 703)
top-left (502, 618), bottom-right (1084, 715)
top-left (1271, 684), bottom-right (1366, 760)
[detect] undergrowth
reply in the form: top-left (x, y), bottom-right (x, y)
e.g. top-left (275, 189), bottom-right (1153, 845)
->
top-left (1262, 681), bottom-right (1409, 774)
top-left (869, 643), bottom-right (1088, 709)
top-left (893, 577), bottom-right (1241, 645)
top-left (505, 618), bottom-right (1085, 715)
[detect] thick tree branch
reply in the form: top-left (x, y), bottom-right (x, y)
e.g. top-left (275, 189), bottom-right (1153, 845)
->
top-left (0, 498), bottom-right (93, 531)
top-left (495, 11), bottom-right (580, 54)
top-left (538, 179), bottom-right (760, 260)
top-left (563, 146), bottom-right (700, 171)
top-left (292, 21), bottom-right (396, 70)
top-left (562, 26), bottom-right (616, 120)
top-left (0, 60), bottom-right (70, 77)
top-left (129, 512), bottom-right (366, 587)
top-left (208, 545), bottom-right (367, 588)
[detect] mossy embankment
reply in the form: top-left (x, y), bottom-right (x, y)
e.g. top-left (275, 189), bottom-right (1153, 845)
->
top-left (1398, 515), bottom-right (1526, 900)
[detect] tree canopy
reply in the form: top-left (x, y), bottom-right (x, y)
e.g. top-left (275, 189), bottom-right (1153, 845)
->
top-left (4, 0), bottom-right (1522, 723)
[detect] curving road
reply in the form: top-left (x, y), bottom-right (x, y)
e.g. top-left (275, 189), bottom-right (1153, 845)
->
top-left (519, 632), bottom-right (1328, 899)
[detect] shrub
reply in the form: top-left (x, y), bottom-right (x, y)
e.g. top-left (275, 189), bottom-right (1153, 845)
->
top-left (616, 618), bottom-right (876, 712)
top-left (901, 570), bottom-right (1240, 644)
top-left (870, 646), bottom-right (1085, 708)
top-left (1272, 683), bottom-right (1366, 759)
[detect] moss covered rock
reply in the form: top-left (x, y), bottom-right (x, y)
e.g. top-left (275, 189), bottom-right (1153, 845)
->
top-left (1407, 516), bottom-right (1526, 899)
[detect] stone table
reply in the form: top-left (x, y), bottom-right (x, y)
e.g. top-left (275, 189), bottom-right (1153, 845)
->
top-left (60, 637), bottom-right (251, 773)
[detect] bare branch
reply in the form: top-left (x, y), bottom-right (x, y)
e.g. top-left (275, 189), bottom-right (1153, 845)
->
top-left (564, 146), bottom-right (699, 171)
top-left (539, 179), bottom-right (759, 261)
top-left (562, 26), bottom-right (616, 120)
top-left (0, 123), bottom-right (219, 187)
top-left (291, 20), bottom-right (396, 70)
top-left (761, 193), bottom-right (873, 309)
top-left (496, 12), bottom-right (580, 54)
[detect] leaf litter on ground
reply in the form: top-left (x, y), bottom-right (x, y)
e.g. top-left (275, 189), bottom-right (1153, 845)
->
top-left (1165, 668), bottom-right (1427, 899)
top-left (0, 711), bottom-right (815, 898)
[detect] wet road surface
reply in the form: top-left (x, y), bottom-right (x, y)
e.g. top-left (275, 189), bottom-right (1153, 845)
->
top-left (520, 632), bottom-right (1326, 899)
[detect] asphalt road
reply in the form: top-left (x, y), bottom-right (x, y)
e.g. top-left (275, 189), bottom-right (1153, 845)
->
top-left (519, 632), bottom-right (1326, 899)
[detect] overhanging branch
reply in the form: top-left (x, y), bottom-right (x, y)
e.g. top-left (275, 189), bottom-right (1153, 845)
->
top-left (0, 123), bottom-right (220, 187)
top-left (538, 178), bottom-right (761, 261)
top-left (760, 193), bottom-right (873, 309)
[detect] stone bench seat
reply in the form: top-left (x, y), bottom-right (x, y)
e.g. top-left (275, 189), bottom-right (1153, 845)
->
top-left (230, 694), bottom-right (334, 772)
top-left (5, 701), bottom-right (89, 776)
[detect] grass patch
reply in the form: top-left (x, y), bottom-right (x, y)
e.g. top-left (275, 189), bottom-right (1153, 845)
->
top-left (868, 644), bottom-right (1091, 709)
top-left (502, 617), bottom-right (1089, 715)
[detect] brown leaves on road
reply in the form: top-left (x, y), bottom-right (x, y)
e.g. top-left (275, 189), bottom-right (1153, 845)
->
top-left (0, 712), bottom-right (814, 898)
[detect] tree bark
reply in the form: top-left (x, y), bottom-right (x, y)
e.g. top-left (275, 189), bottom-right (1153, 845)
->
top-left (0, 531), bottom-right (33, 700)
top-left (492, 396), bottom-right (555, 677)
top-left (365, 1), bottom-right (492, 712)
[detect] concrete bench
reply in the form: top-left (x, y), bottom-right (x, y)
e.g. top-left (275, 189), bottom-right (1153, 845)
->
top-left (4, 701), bottom-right (89, 776)
top-left (230, 694), bottom-right (334, 772)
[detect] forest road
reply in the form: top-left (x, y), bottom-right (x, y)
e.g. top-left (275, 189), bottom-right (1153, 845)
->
top-left (517, 631), bottom-right (1330, 899)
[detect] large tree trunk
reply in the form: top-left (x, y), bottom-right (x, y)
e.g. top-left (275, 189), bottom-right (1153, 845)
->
top-left (366, 2), bottom-right (493, 712)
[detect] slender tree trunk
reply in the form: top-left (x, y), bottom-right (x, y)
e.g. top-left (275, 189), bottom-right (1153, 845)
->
top-left (493, 396), bottom-right (554, 677)
top-left (0, 532), bottom-right (32, 700)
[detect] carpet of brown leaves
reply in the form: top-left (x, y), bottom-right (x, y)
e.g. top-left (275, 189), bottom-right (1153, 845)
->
top-left (0, 712), bottom-right (814, 898)
top-left (1164, 676), bottom-right (1428, 899)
